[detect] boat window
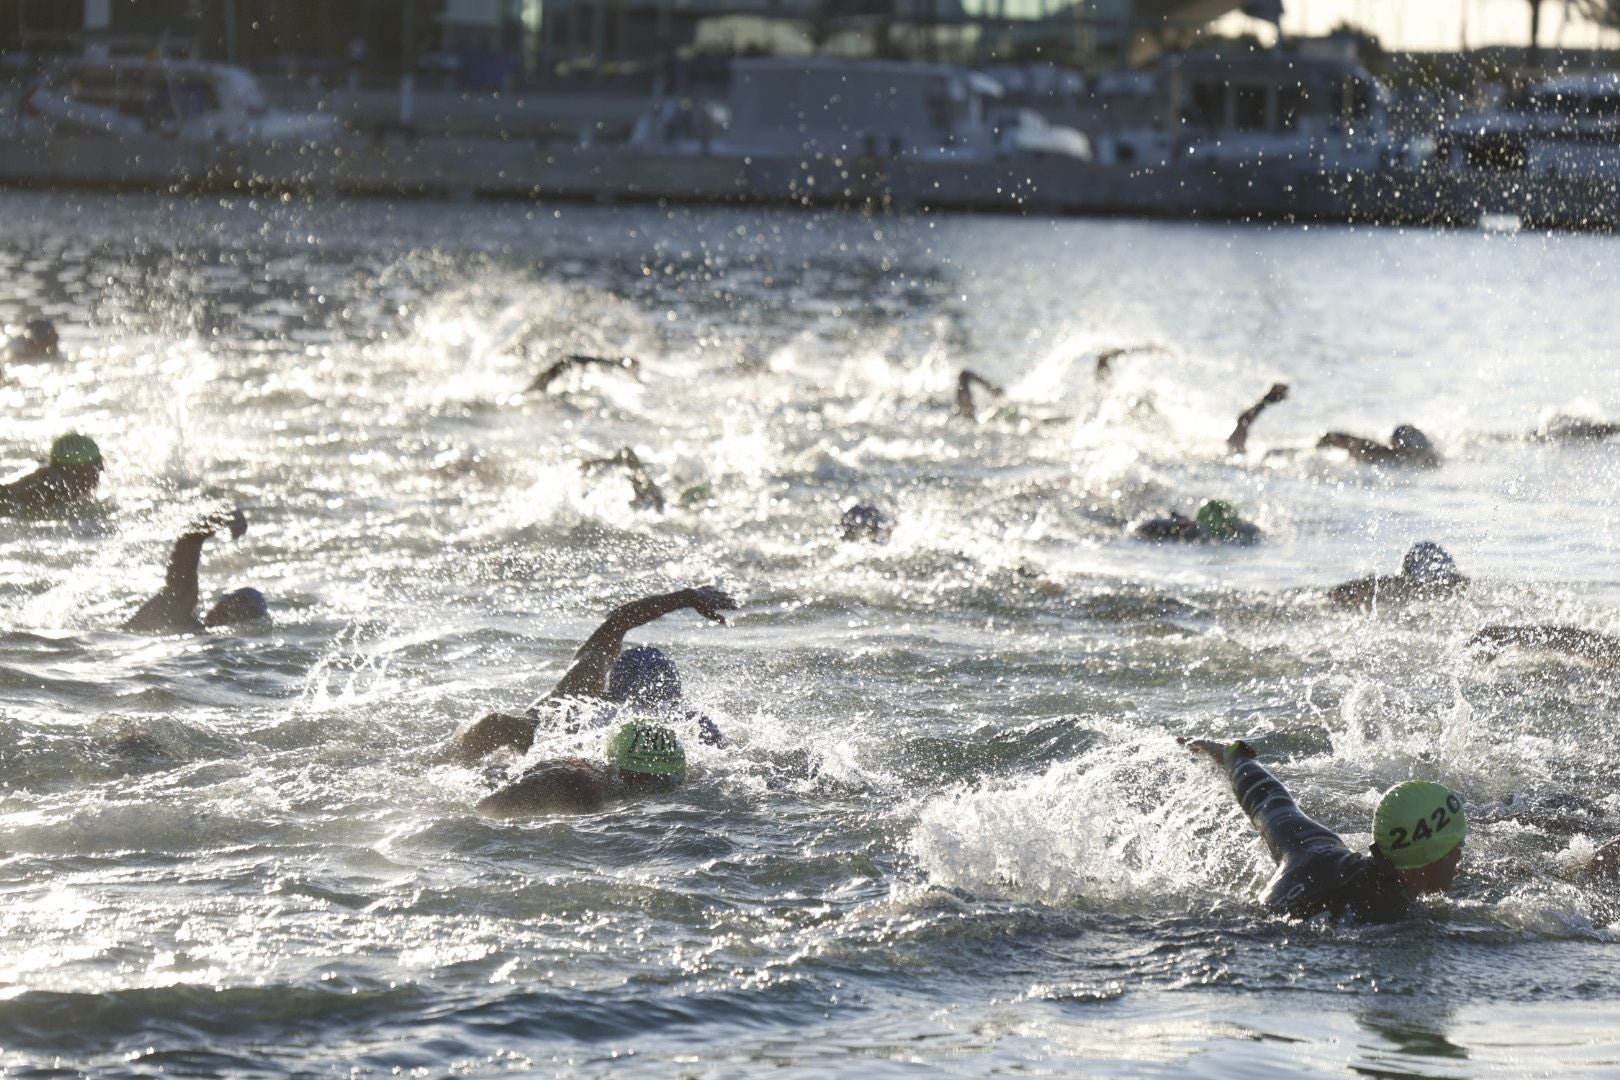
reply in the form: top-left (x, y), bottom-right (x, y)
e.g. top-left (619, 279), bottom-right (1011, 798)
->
top-left (1187, 80), bottom-right (1224, 128)
top-left (67, 70), bottom-right (119, 108)
top-left (1233, 84), bottom-right (1268, 131)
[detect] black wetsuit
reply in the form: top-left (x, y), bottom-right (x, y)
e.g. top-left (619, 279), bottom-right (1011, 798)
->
top-left (1135, 512), bottom-right (1261, 546)
top-left (1228, 756), bottom-right (1410, 923)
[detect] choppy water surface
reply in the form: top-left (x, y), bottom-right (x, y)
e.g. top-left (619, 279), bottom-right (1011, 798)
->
top-left (4, 192), bottom-right (1620, 1077)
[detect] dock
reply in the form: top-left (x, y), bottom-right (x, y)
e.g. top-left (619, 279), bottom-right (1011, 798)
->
top-left (0, 131), bottom-right (1615, 230)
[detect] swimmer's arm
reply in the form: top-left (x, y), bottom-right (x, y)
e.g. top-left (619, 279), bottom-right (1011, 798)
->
top-left (1226, 383), bottom-right (1289, 454)
top-left (1182, 738), bottom-right (1343, 863)
top-left (1327, 574), bottom-right (1384, 610)
top-left (955, 369), bottom-right (1004, 420)
top-left (527, 353), bottom-right (637, 393)
top-left (1470, 624), bottom-right (1620, 665)
top-left (1094, 345), bottom-right (1164, 386)
top-left (164, 508), bottom-right (247, 592)
top-left (622, 450), bottom-right (666, 513)
top-left (436, 711), bottom-right (538, 765)
top-left (548, 586), bottom-right (738, 699)
top-left (1316, 433), bottom-right (1387, 462)
top-left (581, 448), bottom-right (665, 513)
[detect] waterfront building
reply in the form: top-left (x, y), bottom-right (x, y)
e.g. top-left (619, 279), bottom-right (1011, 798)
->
top-left (0, 0), bottom-right (1254, 80)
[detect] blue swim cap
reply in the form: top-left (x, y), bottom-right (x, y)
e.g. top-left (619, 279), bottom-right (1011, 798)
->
top-left (607, 645), bottom-right (682, 707)
top-left (1402, 542), bottom-right (1460, 586)
top-left (202, 587), bottom-right (269, 627)
top-left (1391, 425), bottom-right (1433, 453)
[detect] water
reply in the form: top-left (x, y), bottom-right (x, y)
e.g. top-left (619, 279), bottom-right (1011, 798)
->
top-left (3, 192), bottom-right (1620, 1077)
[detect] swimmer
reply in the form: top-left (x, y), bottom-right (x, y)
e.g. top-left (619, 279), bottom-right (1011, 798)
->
top-left (1317, 424), bottom-right (1440, 468)
top-left (441, 586), bottom-right (736, 766)
top-left (0, 433), bottom-right (103, 516)
top-left (580, 446), bottom-right (665, 512)
top-left (5, 318), bottom-right (59, 361)
top-left (477, 717), bottom-right (689, 817)
top-left (1226, 383), bottom-right (1290, 455)
top-left (123, 508), bottom-right (257, 634)
top-left (1328, 541), bottom-right (1467, 611)
top-left (1182, 737), bottom-right (1466, 923)
top-left (1468, 624), bottom-right (1620, 666)
top-left (526, 353), bottom-right (639, 394)
top-left (955, 369), bottom-right (1006, 421)
top-left (840, 503), bottom-right (893, 544)
top-left (1134, 499), bottom-right (1260, 545)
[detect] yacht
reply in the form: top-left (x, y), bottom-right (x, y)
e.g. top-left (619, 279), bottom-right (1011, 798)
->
top-left (629, 57), bottom-right (1090, 162)
top-left (1438, 72), bottom-right (1620, 179)
top-left (1107, 46), bottom-right (1394, 172)
top-left (20, 57), bottom-right (342, 143)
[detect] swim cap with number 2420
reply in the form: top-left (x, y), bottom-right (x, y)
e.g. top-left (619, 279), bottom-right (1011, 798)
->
top-left (1373, 780), bottom-right (1467, 869)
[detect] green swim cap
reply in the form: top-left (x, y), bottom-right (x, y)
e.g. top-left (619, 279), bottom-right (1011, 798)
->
top-left (606, 720), bottom-right (686, 778)
top-left (49, 432), bottom-right (102, 468)
top-left (678, 482), bottom-right (714, 508)
top-left (1373, 780), bottom-right (1467, 870)
top-left (1196, 499), bottom-right (1240, 538)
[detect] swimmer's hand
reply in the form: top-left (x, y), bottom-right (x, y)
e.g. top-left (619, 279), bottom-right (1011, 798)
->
top-left (685, 586), bottom-right (738, 625)
top-left (191, 506), bottom-right (247, 539)
top-left (1263, 383), bottom-right (1289, 405)
top-left (1178, 736), bottom-right (1255, 768)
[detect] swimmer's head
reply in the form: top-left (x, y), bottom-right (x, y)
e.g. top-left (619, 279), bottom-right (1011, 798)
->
top-left (606, 719), bottom-right (687, 781)
top-left (1391, 425), bottom-right (1433, 454)
top-left (607, 645), bottom-right (682, 707)
top-left (1373, 780), bottom-right (1468, 875)
top-left (1402, 541), bottom-right (1461, 586)
top-left (840, 503), bottom-right (893, 544)
top-left (49, 432), bottom-right (102, 471)
top-left (1195, 499), bottom-right (1241, 539)
top-left (202, 587), bottom-right (269, 628)
top-left (24, 319), bottom-right (58, 354)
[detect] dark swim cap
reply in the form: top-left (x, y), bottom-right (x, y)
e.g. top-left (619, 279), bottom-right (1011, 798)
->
top-left (49, 433), bottom-right (102, 468)
top-left (1402, 541), bottom-right (1460, 586)
top-left (1391, 425), bottom-right (1433, 453)
top-left (25, 319), bottom-right (58, 349)
top-left (841, 503), bottom-right (893, 543)
top-left (607, 645), bottom-right (682, 707)
top-left (203, 587), bottom-right (269, 627)
top-left (607, 720), bottom-right (686, 778)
